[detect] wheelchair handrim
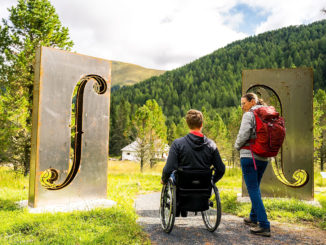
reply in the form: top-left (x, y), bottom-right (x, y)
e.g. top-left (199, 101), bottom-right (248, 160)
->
top-left (202, 185), bottom-right (221, 232)
top-left (160, 181), bottom-right (176, 232)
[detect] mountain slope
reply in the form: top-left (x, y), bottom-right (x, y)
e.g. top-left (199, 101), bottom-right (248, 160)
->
top-left (111, 61), bottom-right (165, 87)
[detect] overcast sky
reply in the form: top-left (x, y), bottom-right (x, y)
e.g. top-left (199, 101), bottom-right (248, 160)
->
top-left (0, 0), bottom-right (325, 70)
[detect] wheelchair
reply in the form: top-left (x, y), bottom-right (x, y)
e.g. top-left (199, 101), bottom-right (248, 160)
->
top-left (159, 168), bottom-right (221, 233)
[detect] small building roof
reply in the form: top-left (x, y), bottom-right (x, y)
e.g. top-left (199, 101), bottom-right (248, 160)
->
top-left (121, 141), bottom-right (139, 152)
top-left (121, 140), bottom-right (169, 152)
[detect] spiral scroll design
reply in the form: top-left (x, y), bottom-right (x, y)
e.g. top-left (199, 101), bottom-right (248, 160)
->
top-left (271, 156), bottom-right (309, 188)
top-left (40, 75), bottom-right (108, 190)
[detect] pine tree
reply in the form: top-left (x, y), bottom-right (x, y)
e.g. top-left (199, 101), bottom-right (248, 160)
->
top-left (176, 117), bottom-right (188, 139)
top-left (227, 106), bottom-right (243, 167)
top-left (167, 122), bottom-right (177, 145)
top-left (133, 99), bottom-right (167, 171)
top-left (314, 89), bottom-right (326, 170)
top-left (0, 0), bottom-right (73, 174)
top-left (145, 100), bottom-right (167, 168)
top-left (109, 99), bottom-right (132, 156)
top-left (133, 105), bottom-right (151, 172)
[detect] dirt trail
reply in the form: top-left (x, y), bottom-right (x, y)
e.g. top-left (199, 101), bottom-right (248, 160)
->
top-left (135, 192), bottom-right (326, 245)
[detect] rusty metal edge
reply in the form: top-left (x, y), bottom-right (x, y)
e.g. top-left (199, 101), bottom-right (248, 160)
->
top-left (105, 61), bottom-right (112, 197)
top-left (310, 67), bottom-right (314, 199)
top-left (28, 46), bottom-right (43, 207)
top-left (43, 46), bottom-right (111, 63)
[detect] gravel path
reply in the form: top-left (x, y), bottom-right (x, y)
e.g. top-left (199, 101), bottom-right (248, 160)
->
top-left (135, 192), bottom-right (326, 245)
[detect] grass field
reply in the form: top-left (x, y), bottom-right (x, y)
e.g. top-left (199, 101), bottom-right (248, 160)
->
top-left (108, 161), bottom-right (326, 229)
top-left (220, 168), bottom-right (326, 230)
top-left (0, 161), bottom-right (326, 244)
top-left (0, 162), bottom-right (159, 245)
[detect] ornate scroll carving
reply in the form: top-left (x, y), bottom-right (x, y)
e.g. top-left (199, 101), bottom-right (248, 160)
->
top-left (271, 156), bottom-right (309, 187)
top-left (40, 75), bottom-right (107, 190)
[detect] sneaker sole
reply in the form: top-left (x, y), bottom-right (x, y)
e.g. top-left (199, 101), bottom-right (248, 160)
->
top-left (244, 222), bottom-right (258, 227)
top-left (250, 231), bottom-right (271, 237)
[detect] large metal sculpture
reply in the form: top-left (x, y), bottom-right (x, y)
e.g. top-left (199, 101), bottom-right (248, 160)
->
top-left (242, 68), bottom-right (313, 200)
top-left (29, 47), bottom-right (111, 207)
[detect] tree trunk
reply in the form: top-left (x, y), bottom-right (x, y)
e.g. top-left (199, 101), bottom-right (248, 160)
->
top-left (140, 149), bottom-right (144, 172)
top-left (232, 149), bottom-right (235, 168)
top-left (321, 141), bottom-right (324, 171)
top-left (321, 154), bottom-right (324, 171)
top-left (140, 158), bottom-right (144, 172)
top-left (24, 140), bottom-right (30, 176)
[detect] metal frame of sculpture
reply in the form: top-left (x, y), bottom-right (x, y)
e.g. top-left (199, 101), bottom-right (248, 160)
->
top-left (28, 47), bottom-right (111, 207)
top-left (242, 68), bottom-right (313, 200)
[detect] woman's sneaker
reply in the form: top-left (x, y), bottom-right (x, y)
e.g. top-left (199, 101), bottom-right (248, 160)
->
top-left (250, 226), bottom-right (271, 237)
top-left (244, 217), bottom-right (258, 227)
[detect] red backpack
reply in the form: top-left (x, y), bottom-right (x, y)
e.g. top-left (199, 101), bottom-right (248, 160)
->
top-left (242, 106), bottom-right (286, 168)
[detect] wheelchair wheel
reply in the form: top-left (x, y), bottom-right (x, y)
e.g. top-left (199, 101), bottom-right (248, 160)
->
top-left (201, 185), bottom-right (221, 232)
top-left (159, 179), bottom-right (176, 233)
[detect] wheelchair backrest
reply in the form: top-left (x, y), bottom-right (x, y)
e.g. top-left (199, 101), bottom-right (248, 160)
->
top-left (177, 168), bottom-right (212, 190)
top-left (176, 168), bottom-right (213, 212)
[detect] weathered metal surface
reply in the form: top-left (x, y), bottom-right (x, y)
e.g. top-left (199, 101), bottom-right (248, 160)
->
top-left (28, 47), bottom-right (111, 207)
top-left (242, 68), bottom-right (313, 200)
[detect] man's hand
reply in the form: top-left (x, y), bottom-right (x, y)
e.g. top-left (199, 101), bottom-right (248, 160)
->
top-left (160, 179), bottom-right (164, 184)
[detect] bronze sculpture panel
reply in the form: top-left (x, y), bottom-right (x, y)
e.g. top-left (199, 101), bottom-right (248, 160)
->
top-left (29, 47), bottom-right (111, 207)
top-left (242, 68), bottom-right (313, 200)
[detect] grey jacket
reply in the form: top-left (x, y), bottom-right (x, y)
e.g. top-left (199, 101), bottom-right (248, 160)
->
top-left (234, 105), bottom-right (268, 161)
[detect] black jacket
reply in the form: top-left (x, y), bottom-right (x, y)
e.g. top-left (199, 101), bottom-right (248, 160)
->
top-left (161, 133), bottom-right (225, 183)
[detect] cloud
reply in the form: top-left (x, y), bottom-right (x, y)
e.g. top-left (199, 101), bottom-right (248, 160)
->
top-left (0, 0), bottom-right (325, 70)
top-left (240, 0), bottom-right (326, 34)
top-left (0, 0), bottom-right (14, 20)
top-left (49, 0), bottom-right (248, 70)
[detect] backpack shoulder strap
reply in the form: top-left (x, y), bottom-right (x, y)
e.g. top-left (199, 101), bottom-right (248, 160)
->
top-left (248, 109), bottom-right (257, 138)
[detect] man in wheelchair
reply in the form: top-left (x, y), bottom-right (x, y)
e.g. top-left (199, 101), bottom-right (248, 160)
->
top-left (160, 109), bottom-right (225, 233)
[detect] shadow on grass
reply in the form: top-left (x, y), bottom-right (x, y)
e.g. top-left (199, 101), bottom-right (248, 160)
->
top-left (0, 198), bottom-right (20, 211)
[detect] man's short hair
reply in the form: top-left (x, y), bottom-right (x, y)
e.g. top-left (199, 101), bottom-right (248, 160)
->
top-left (186, 109), bottom-right (203, 129)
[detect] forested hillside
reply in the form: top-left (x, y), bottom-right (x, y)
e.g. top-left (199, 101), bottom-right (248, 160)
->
top-left (110, 20), bottom-right (326, 161)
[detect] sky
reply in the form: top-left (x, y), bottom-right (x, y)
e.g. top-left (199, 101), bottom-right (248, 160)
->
top-left (0, 0), bottom-right (325, 70)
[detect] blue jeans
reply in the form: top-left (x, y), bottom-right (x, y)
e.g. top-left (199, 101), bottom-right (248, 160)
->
top-left (241, 157), bottom-right (270, 229)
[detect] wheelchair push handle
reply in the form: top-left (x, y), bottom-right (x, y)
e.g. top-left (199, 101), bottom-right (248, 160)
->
top-left (169, 170), bottom-right (177, 185)
top-left (168, 168), bottom-right (217, 186)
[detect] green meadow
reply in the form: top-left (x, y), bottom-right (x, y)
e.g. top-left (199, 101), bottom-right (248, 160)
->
top-left (0, 161), bottom-right (326, 244)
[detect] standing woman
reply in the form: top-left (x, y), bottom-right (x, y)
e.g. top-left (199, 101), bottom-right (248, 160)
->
top-left (234, 93), bottom-right (271, 237)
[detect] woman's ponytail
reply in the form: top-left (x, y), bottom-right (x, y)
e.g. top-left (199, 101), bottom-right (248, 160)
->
top-left (257, 98), bottom-right (267, 106)
top-left (242, 93), bottom-right (267, 106)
